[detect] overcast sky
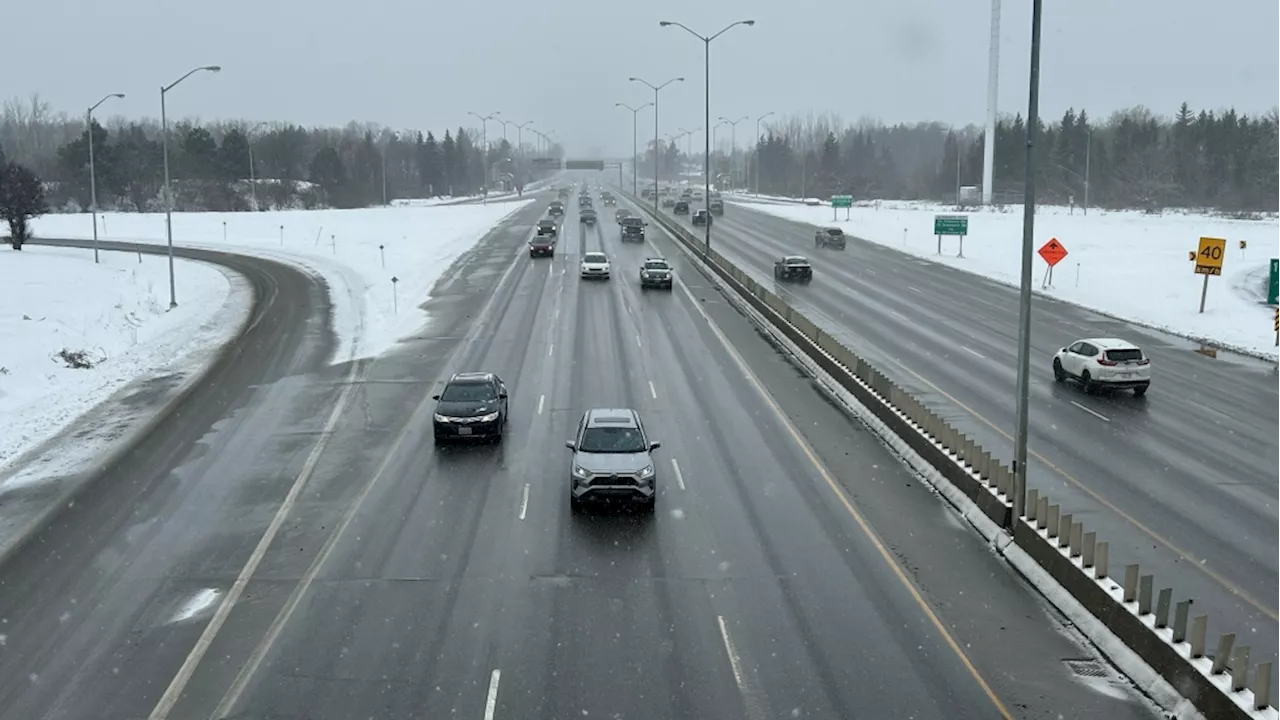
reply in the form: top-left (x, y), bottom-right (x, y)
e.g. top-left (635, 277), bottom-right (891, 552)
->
top-left (5, 0), bottom-right (1277, 157)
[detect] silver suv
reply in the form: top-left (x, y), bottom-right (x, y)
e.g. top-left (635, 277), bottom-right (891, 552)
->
top-left (565, 408), bottom-right (660, 512)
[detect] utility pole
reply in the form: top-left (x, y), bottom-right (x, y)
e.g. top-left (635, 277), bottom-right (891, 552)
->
top-left (982, 0), bottom-right (1002, 205)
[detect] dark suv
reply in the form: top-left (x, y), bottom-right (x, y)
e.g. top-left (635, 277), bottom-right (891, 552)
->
top-left (432, 372), bottom-right (509, 443)
top-left (620, 216), bottom-right (646, 242)
top-left (673, 200), bottom-right (690, 215)
top-left (566, 408), bottom-right (660, 511)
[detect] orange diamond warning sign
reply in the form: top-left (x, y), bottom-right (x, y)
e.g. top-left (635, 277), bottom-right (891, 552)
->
top-left (1038, 238), bottom-right (1068, 267)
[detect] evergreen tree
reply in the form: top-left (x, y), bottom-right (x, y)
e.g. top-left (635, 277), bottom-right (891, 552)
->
top-left (0, 161), bottom-right (48, 248)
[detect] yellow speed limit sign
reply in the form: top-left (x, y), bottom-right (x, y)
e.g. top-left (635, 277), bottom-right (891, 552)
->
top-left (1195, 236), bottom-right (1226, 275)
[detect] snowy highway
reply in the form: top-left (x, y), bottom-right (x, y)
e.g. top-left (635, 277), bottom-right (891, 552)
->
top-left (0, 186), bottom-right (1164, 719)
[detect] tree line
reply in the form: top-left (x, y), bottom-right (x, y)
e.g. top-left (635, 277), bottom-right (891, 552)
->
top-left (638, 103), bottom-right (1278, 213)
top-left (0, 95), bottom-right (563, 213)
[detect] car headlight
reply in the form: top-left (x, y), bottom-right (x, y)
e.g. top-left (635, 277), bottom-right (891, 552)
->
top-left (478, 411), bottom-right (499, 423)
top-left (639, 464), bottom-right (654, 478)
top-left (433, 413), bottom-right (449, 422)
top-left (572, 465), bottom-right (589, 478)
top-left (641, 270), bottom-right (649, 278)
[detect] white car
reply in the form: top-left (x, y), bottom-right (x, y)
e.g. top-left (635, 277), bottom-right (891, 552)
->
top-left (580, 251), bottom-right (611, 280)
top-left (1053, 337), bottom-right (1151, 396)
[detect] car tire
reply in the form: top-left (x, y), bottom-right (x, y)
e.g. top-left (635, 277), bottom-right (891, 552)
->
top-left (1134, 383), bottom-right (1149, 397)
top-left (1080, 370), bottom-right (1095, 394)
top-left (1052, 359), bottom-right (1066, 382)
top-left (570, 494), bottom-right (584, 513)
top-left (639, 496), bottom-right (656, 513)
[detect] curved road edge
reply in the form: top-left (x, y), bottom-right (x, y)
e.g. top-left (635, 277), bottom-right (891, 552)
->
top-left (0, 238), bottom-right (316, 569)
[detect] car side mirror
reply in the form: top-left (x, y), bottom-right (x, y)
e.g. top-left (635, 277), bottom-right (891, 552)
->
top-left (565, 440), bottom-right (576, 450)
top-left (499, 391), bottom-right (508, 398)
top-left (431, 394), bottom-right (440, 400)
top-left (649, 441), bottom-right (662, 451)
top-left (1060, 348), bottom-right (1067, 354)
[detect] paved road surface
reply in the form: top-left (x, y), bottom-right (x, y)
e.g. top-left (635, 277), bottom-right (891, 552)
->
top-left (673, 195), bottom-right (1279, 669)
top-left (0, 191), bottom-right (1159, 719)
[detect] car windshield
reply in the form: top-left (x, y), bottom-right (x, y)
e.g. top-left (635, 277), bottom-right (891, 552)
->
top-left (538, 221), bottom-right (553, 227)
top-left (579, 425), bottom-right (647, 453)
top-left (644, 261), bottom-right (668, 270)
top-left (439, 382), bottom-right (495, 402)
top-left (583, 253), bottom-right (607, 263)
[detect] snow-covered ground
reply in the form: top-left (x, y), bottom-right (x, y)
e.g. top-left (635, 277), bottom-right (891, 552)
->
top-left (0, 246), bottom-right (242, 472)
top-left (33, 201), bottom-right (534, 363)
top-left (730, 198), bottom-right (1280, 359)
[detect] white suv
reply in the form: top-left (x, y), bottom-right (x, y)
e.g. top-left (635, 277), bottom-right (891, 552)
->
top-left (580, 251), bottom-right (611, 280)
top-left (1053, 338), bottom-right (1151, 396)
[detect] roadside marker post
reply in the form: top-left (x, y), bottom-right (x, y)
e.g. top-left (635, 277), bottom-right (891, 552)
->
top-left (1193, 236), bottom-right (1226, 314)
top-left (391, 276), bottom-right (399, 314)
top-left (1037, 237), bottom-right (1068, 287)
top-left (379, 244), bottom-right (386, 268)
top-left (934, 215), bottom-right (968, 257)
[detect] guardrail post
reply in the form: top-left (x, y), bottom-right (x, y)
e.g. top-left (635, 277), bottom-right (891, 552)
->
top-left (1173, 600), bottom-right (1191, 643)
top-left (1123, 565), bottom-right (1140, 602)
top-left (1253, 661), bottom-right (1272, 709)
top-left (1057, 513), bottom-right (1072, 548)
top-left (1026, 489), bottom-right (1039, 521)
top-left (1036, 497), bottom-right (1050, 529)
top-left (1190, 615), bottom-right (1208, 658)
top-left (1095, 542), bottom-right (1109, 580)
top-left (1212, 633), bottom-right (1236, 674)
top-left (1082, 531), bottom-right (1096, 567)
top-left (1138, 574), bottom-right (1154, 615)
top-left (1155, 588), bottom-right (1172, 628)
top-left (1068, 521), bottom-right (1082, 557)
top-left (995, 464), bottom-right (1010, 496)
top-left (1045, 504), bottom-right (1060, 537)
top-left (1230, 646), bottom-right (1250, 691)
top-left (977, 450), bottom-right (990, 480)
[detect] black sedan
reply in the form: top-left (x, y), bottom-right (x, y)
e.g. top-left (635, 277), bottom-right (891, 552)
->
top-left (432, 372), bottom-right (509, 443)
top-left (773, 255), bottom-right (813, 283)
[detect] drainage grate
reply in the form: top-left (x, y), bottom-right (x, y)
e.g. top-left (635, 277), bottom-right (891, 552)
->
top-left (1065, 660), bottom-right (1109, 678)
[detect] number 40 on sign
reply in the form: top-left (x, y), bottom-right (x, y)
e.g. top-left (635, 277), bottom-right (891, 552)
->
top-left (1191, 236), bottom-right (1227, 314)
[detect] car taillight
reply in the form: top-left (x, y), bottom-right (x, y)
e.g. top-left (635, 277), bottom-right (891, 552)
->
top-left (1137, 358), bottom-right (1150, 365)
top-left (1097, 357), bottom-right (1117, 366)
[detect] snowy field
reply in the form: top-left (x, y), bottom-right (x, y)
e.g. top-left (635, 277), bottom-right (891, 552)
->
top-left (32, 200), bottom-right (534, 363)
top-left (0, 246), bottom-right (242, 472)
top-left (730, 198), bottom-right (1280, 359)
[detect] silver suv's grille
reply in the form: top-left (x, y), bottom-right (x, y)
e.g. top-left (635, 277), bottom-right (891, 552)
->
top-left (586, 472), bottom-right (639, 485)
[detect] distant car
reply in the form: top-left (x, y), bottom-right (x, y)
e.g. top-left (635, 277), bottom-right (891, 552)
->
top-left (580, 208), bottom-right (598, 225)
top-left (815, 227), bottom-right (846, 249)
top-left (641, 188), bottom-right (653, 199)
top-left (549, 201), bottom-right (565, 217)
top-left (432, 372), bottom-right (509, 443)
top-left (692, 209), bottom-right (712, 227)
top-left (639, 257), bottom-right (673, 289)
top-left (773, 255), bottom-right (813, 283)
top-left (529, 235), bottom-right (556, 257)
top-left (709, 199), bottom-right (724, 215)
top-left (661, 196), bottom-right (676, 208)
top-left (536, 219), bottom-right (557, 236)
top-left (580, 251), bottom-right (611, 279)
top-left (673, 200), bottom-right (690, 215)
top-left (557, 188), bottom-right (570, 199)
top-left (1053, 338), bottom-right (1151, 396)
top-left (579, 196), bottom-right (593, 208)
top-left (566, 408), bottom-right (660, 512)
top-left (615, 209), bottom-right (632, 223)
top-left (620, 216), bottom-right (646, 242)
top-left (602, 193), bottom-right (617, 206)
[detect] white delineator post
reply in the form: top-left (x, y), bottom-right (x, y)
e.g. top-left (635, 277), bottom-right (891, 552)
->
top-left (982, 0), bottom-right (1001, 206)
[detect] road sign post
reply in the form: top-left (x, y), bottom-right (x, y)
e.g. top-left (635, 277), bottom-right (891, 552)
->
top-left (1193, 236), bottom-right (1226, 314)
top-left (831, 194), bottom-right (852, 221)
top-left (1268, 258), bottom-right (1278, 305)
top-left (933, 214), bottom-right (969, 257)
top-left (1037, 237), bottom-right (1068, 287)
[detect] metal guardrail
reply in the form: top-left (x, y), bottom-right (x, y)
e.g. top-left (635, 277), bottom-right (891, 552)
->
top-left (624, 190), bottom-right (1277, 720)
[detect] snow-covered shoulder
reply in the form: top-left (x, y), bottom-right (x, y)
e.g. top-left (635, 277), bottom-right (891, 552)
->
top-left (733, 200), bottom-right (1280, 359)
top-left (33, 200), bottom-right (534, 363)
top-left (0, 246), bottom-right (242, 478)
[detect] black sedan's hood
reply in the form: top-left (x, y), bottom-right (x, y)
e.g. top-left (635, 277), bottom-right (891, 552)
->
top-left (436, 400), bottom-right (497, 418)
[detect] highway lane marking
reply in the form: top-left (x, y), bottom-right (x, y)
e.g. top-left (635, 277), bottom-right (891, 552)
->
top-left (1070, 400), bottom-right (1111, 423)
top-left (869, 349), bottom-right (1278, 620)
top-left (147, 356), bottom-right (368, 720)
top-left (537, 394), bottom-right (545, 415)
top-left (519, 484), bottom-right (530, 521)
top-left (908, 285), bottom-right (923, 294)
top-left (671, 458), bottom-right (686, 490)
top-left (890, 310), bottom-right (909, 321)
top-left (649, 380), bottom-right (658, 399)
top-left (636, 333), bottom-right (643, 347)
top-left (672, 273), bottom-right (1015, 720)
top-left (962, 346), bottom-right (986, 360)
top-left (716, 615), bottom-right (767, 720)
top-left (548, 343), bottom-right (555, 357)
top-left (483, 669), bottom-right (501, 720)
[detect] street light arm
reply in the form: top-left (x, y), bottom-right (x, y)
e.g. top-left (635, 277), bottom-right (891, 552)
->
top-left (710, 20), bottom-right (755, 40)
top-left (89, 93), bottom-right (125, 114)
top-left (164, 65), bottom-right (220, 93)
top-left (659, 20), bottom-right (705, 41)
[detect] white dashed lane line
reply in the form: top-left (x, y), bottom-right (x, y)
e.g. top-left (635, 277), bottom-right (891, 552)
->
top-left (482, 668), bottom-right (501, 720)
top-left (537, 394), bottom-right (545, 415)
top-left (671, 458), bottom-right (686, 490)
top-left (648, 380), bottom-right (658, 399)
top-left (961, 346), bottom-right (986, 359)
top-left (1070, 400), bottom-right (1111, 423)
top-left (518, 484), bottom-right (530, 521)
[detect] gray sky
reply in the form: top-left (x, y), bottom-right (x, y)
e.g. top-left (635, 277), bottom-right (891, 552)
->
top-left (6, 0), bottom-right (1277, 156)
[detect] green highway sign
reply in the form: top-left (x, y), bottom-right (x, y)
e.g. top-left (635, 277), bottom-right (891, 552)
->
top-left (531, 158), bottom-right (561, 168)
top-left (831, 195), bottom-right (853, 208)
top-left (565, 160), bottom-right (604, 170)
top-left (1268, 258), bottom-right (1278, 305)
top-left (934, 214), bottom-right (968, 236)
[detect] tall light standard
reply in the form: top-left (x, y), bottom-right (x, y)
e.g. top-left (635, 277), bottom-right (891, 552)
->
top-left (712, 120), bottom-right (729, 188)
top-left (87, 92), bottom-right (125, 264)
top-left (616, 102), bottom-right (652, 198)
top-left (629, 76), bottom-right (684, 213)
top-left (1010, 0), bottom-right (1044, 529)
top-left (161, 65), bottom-right (221, 308)
top-left (660, 18), bottom-right (755, 251)
top-left (511, 121), bottom-right (533, 158)
top-left (754, 111), bottom-right (774, 196)
top-left (468, 111), bottom-right (499, 203)
top-left (719, 115), bottom-right (748, 190)
top-left (247, 121), bottom-right (268, 210)
top-left (982, 0), bottom-right (1002, 206)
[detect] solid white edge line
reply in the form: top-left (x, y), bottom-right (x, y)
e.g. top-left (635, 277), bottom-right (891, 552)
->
top-left (962, 345), bottom-right (986, 359)
top-left (890, 310), bottom-right (909, 321)
top-left (648, 380), bottom-right (658, 399)
top-left (537, 394), bottom-right (545, 415)
top-left (483, 668), bottom-right (502, 720)
top-left (1070, 400), bottom-right (1111, 422)
top-left (716, 615), bottom-right (748, 689)
top-left (671, 457), bottom-right (686, 491)
top-left (518, 483), bottom-right (530, 521)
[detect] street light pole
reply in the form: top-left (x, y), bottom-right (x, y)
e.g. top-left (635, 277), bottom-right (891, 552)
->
top-left (982, 0), bottom-right (1002, 206)
top-left (629, 76), bottom-right (684, 213)
top-left (161, 65), bottom-right (221, 308)
top-left (616, 102), bottom-right (652, 198)
top-left (87, 92), bottom-right (125, 264)
top-left (246, 121), bottom-right (268, 210)
top-left (1011, 0), bottom-right (1044, 530)
top-left (719, 115), bottom-right (748, 190)
top-left (661, 18), bottom-right (756, 252)
top-left (1083, 129), bottom-right (1091, 215)
top-left (754, 111), bottom-right (774, 196)
top-left (468, 111), bottom-right (500, 204)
